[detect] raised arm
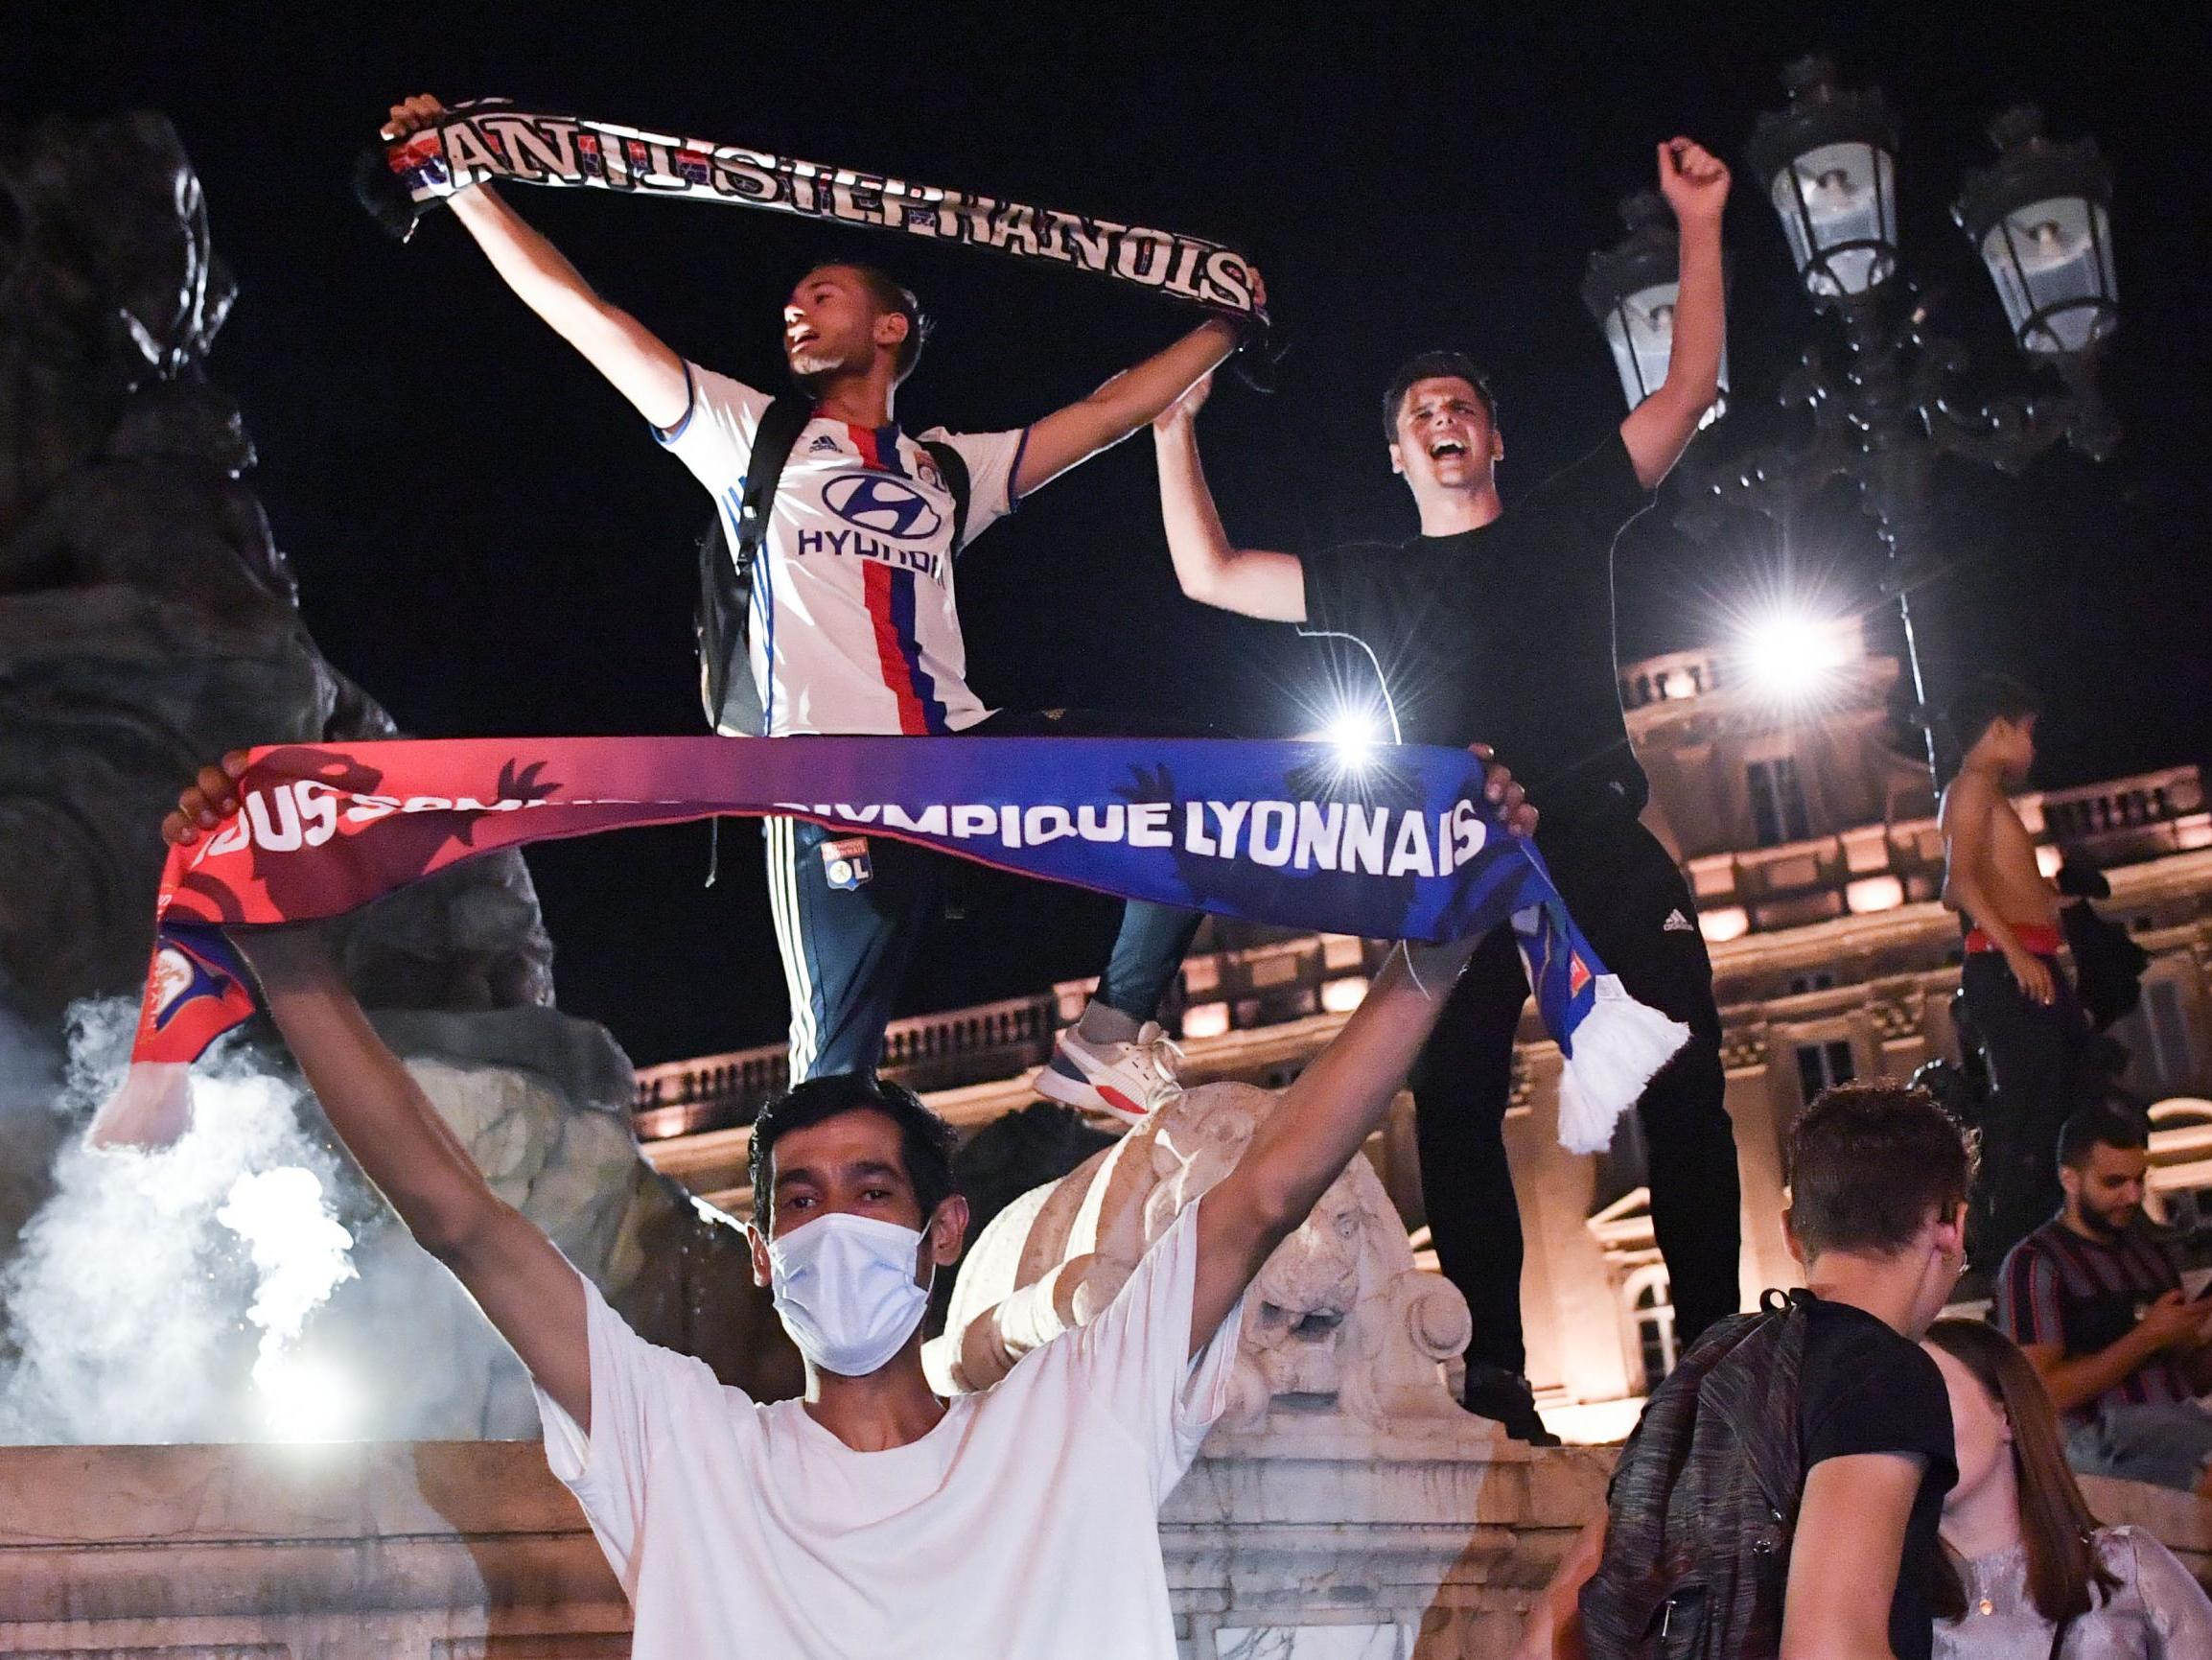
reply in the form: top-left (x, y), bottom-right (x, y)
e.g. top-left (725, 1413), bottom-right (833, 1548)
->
top-left (383, 95), bottom-right (689, 431)
top-left (1010, 316), bottom-right (1244, 498)
top-left (164, 756), bottom-right (592, 1427)
top-left (1152, 373), bottom-right (1308, 622)
top-left (1189, 750), bottom-right (1532, 1353)
top-left (1939, 770), bottom-right (2054, 1005)
top-left (1618, 138), bottom-right (1730, 492)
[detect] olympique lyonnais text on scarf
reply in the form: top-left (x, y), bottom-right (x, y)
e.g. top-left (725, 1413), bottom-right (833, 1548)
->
top-left (97, 736), bottom-right (1684, 1155)
top-left (361, 101), bottom-right (1268, 331)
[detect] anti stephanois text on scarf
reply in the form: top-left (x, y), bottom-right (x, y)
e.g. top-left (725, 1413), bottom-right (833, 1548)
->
top-left (390, 108), bottom-right (1263, 317)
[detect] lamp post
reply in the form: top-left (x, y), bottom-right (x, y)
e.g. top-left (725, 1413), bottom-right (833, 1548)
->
top-left (1582, 190), bottom-right (1731, 428)
top-left (1584, 55), bottom-right (2121, 780)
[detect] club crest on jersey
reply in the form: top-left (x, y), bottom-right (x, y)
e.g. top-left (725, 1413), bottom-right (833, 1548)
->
top-left (145, 932), bottom-right (255, 1039)
top-left (822, 836), bottom-right (873, 891)
top-left (823, 473), bottom-right (943, 541)
top-left (151, 947), bottom-right (200, 1021)
top-left (913, 451), bottom-right (944, 492)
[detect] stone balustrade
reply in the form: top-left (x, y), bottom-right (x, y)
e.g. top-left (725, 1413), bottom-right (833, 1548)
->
top-left (1618, 643), bottom-right (1735, 710)
top-left (4, 1438), bottom-right (2200, 1658)
top-left (632, 936), bottom-right (1392, 1136)
top-left (0, 1435), bottom-right (1607, 1658)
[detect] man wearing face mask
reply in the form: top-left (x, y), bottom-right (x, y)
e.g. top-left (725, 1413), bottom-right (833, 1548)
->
top-left (160, 747), bottom-right (1536, 1660)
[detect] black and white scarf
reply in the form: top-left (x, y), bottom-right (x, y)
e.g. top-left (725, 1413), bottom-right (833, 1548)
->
top-left (360, 100), bottom-right (1269, 331)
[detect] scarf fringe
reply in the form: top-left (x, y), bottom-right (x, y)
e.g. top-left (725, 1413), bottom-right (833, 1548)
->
top-left (1554, 975), bottom-right (1689, 1155)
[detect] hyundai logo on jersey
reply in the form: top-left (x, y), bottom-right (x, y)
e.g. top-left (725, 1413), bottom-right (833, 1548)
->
top-left (824, 474), bottom-right (943, 541)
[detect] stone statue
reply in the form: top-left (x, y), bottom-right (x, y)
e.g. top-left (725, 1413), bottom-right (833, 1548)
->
top-left (930, 1082), bottom-right (1474, 1435)
top-left (0, 111), bottom-right (799, 1438)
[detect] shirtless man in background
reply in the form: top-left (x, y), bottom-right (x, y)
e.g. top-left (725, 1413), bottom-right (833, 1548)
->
top-left (1940, 674), bottom-right (2099, 1267)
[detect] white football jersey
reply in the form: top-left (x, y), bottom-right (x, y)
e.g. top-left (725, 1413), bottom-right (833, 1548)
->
top-left (657, 363), bottom-right (1026, 736)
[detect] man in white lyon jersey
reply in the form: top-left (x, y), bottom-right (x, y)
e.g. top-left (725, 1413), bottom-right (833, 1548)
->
top-left (162, 746), bottom-right (1537, 1660)
top-left (384, 94), bottom-right (1243, 1126)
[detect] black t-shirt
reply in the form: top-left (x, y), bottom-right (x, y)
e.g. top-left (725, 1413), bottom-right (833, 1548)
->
top-left (1299, 433), bottom-right (1653, 827)
top-left (1798, 1297), bottom-right (1959, 1660)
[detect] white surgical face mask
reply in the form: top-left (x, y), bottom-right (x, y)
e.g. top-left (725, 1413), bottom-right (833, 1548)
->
top-left (766, 1211), bottom-right (932, 1377)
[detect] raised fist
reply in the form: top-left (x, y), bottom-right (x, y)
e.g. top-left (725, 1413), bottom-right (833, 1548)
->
top-left (1658, 136), bottom-right (1731, 225)
top-left (1154, 371), bottom-right (1214, 433)
top-left (380, 94), bottom-right (448, 143)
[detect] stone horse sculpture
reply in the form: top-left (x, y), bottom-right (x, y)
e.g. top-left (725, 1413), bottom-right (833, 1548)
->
top-left (930, 1082), bottom-right (1475, 1435)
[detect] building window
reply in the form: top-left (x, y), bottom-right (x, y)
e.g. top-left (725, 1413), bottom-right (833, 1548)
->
top-left (1624, 1266), bottom-right (1677, 1391)
top-left (1748, 757), bottom-right (1812, 847)
top-left (1796, 1039), bottom-right (1855, 1102)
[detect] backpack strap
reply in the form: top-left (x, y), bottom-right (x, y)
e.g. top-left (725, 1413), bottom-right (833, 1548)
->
top-left (695, 393), bottom-right (813, 734)
top-left (920, 437), bottom-right (972, 553)
top-left (736, 394), bottom-right (817, 574)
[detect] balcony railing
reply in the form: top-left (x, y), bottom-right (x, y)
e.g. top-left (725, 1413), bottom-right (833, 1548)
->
top-left (633, 932), bottom-right (1394, 1134)
top-left (1687, 764), bottom-right (2205, 943)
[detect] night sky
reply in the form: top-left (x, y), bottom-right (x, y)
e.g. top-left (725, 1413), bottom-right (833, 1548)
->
top-left (16, 4), bottom-right (2207, 1065)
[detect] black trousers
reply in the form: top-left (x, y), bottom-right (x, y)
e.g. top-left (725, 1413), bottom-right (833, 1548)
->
top-left (1410, 812), bottom-right (1741, 1378)
top-left (765, 710), bottom-right (1206, 1081)
top-left (1960, 951), bottom-right (2096, 1268)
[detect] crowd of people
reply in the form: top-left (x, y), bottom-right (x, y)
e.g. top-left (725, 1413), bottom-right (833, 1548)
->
top-left (141, 92), bottom-right (2212, 1659)
top-left (1512, 1085), bottom-right (2211, 1660)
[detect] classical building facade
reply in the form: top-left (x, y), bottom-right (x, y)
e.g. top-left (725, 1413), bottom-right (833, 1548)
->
top-left (633, 625), bottom-right (2212, 1418)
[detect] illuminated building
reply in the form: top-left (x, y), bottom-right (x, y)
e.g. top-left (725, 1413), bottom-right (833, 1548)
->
top-left (634, 623), bottom-right (2212, 1416)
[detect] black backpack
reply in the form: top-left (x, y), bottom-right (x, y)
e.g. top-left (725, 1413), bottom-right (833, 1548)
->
top-left (1578, 1289), bottom-right (1812, 1660)
top-left (695, 394), bottom-right (972, 735)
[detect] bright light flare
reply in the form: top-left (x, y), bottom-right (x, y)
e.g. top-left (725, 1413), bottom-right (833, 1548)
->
top-left (251, 1348), bottom-right (357, 1444)
top-left (1322, 708), bottom-right (1381, 771)
top-left (1738, 610), bottom-right (1852, 706)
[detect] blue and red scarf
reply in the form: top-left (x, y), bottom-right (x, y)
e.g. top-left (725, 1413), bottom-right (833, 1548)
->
top-left (100, 736), bottom-right (1683, 1153)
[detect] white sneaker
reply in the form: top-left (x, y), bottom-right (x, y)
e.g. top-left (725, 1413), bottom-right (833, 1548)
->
top-left (1036, 1021), bottom-right (1188, 1125)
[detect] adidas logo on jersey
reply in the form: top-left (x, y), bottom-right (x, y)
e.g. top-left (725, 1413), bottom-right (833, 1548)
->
top-left (1663, 908), bottom-right (1695, 933)
top-left (806, 433), bottom-right (843, 455)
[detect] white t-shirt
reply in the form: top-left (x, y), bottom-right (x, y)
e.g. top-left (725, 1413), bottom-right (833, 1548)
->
top-left (535, 1202), bottom-right (1245, 1659)
top-left (657, 363), bottom-right (1027, 736)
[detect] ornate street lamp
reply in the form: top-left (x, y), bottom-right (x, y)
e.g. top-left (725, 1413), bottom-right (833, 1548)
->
top-left (1636, 56), bottom-right (2122, 783)
top-left (1582, 191), bottom-right (1729, 426)
top-left (1953, 105), bottom-right (2118, 359)
top-left (1746, 55), bottom-right (1899, 303)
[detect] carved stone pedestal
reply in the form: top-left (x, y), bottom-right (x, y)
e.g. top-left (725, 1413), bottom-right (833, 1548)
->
top-left (0, 1436), bottom-right (1605, 1659)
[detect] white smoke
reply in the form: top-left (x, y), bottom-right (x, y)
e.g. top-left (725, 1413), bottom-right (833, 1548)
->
top-left (0, 997), bottom-right (361, 1444)
top-left (218, 1166), bottom-right (359, 1438)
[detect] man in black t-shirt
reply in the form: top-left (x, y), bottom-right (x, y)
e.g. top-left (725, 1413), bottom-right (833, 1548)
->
top-left (1515, 1081), bottom-right (1968, 1660)
top-left (1153, 138), bottom-right (1738, 1440)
